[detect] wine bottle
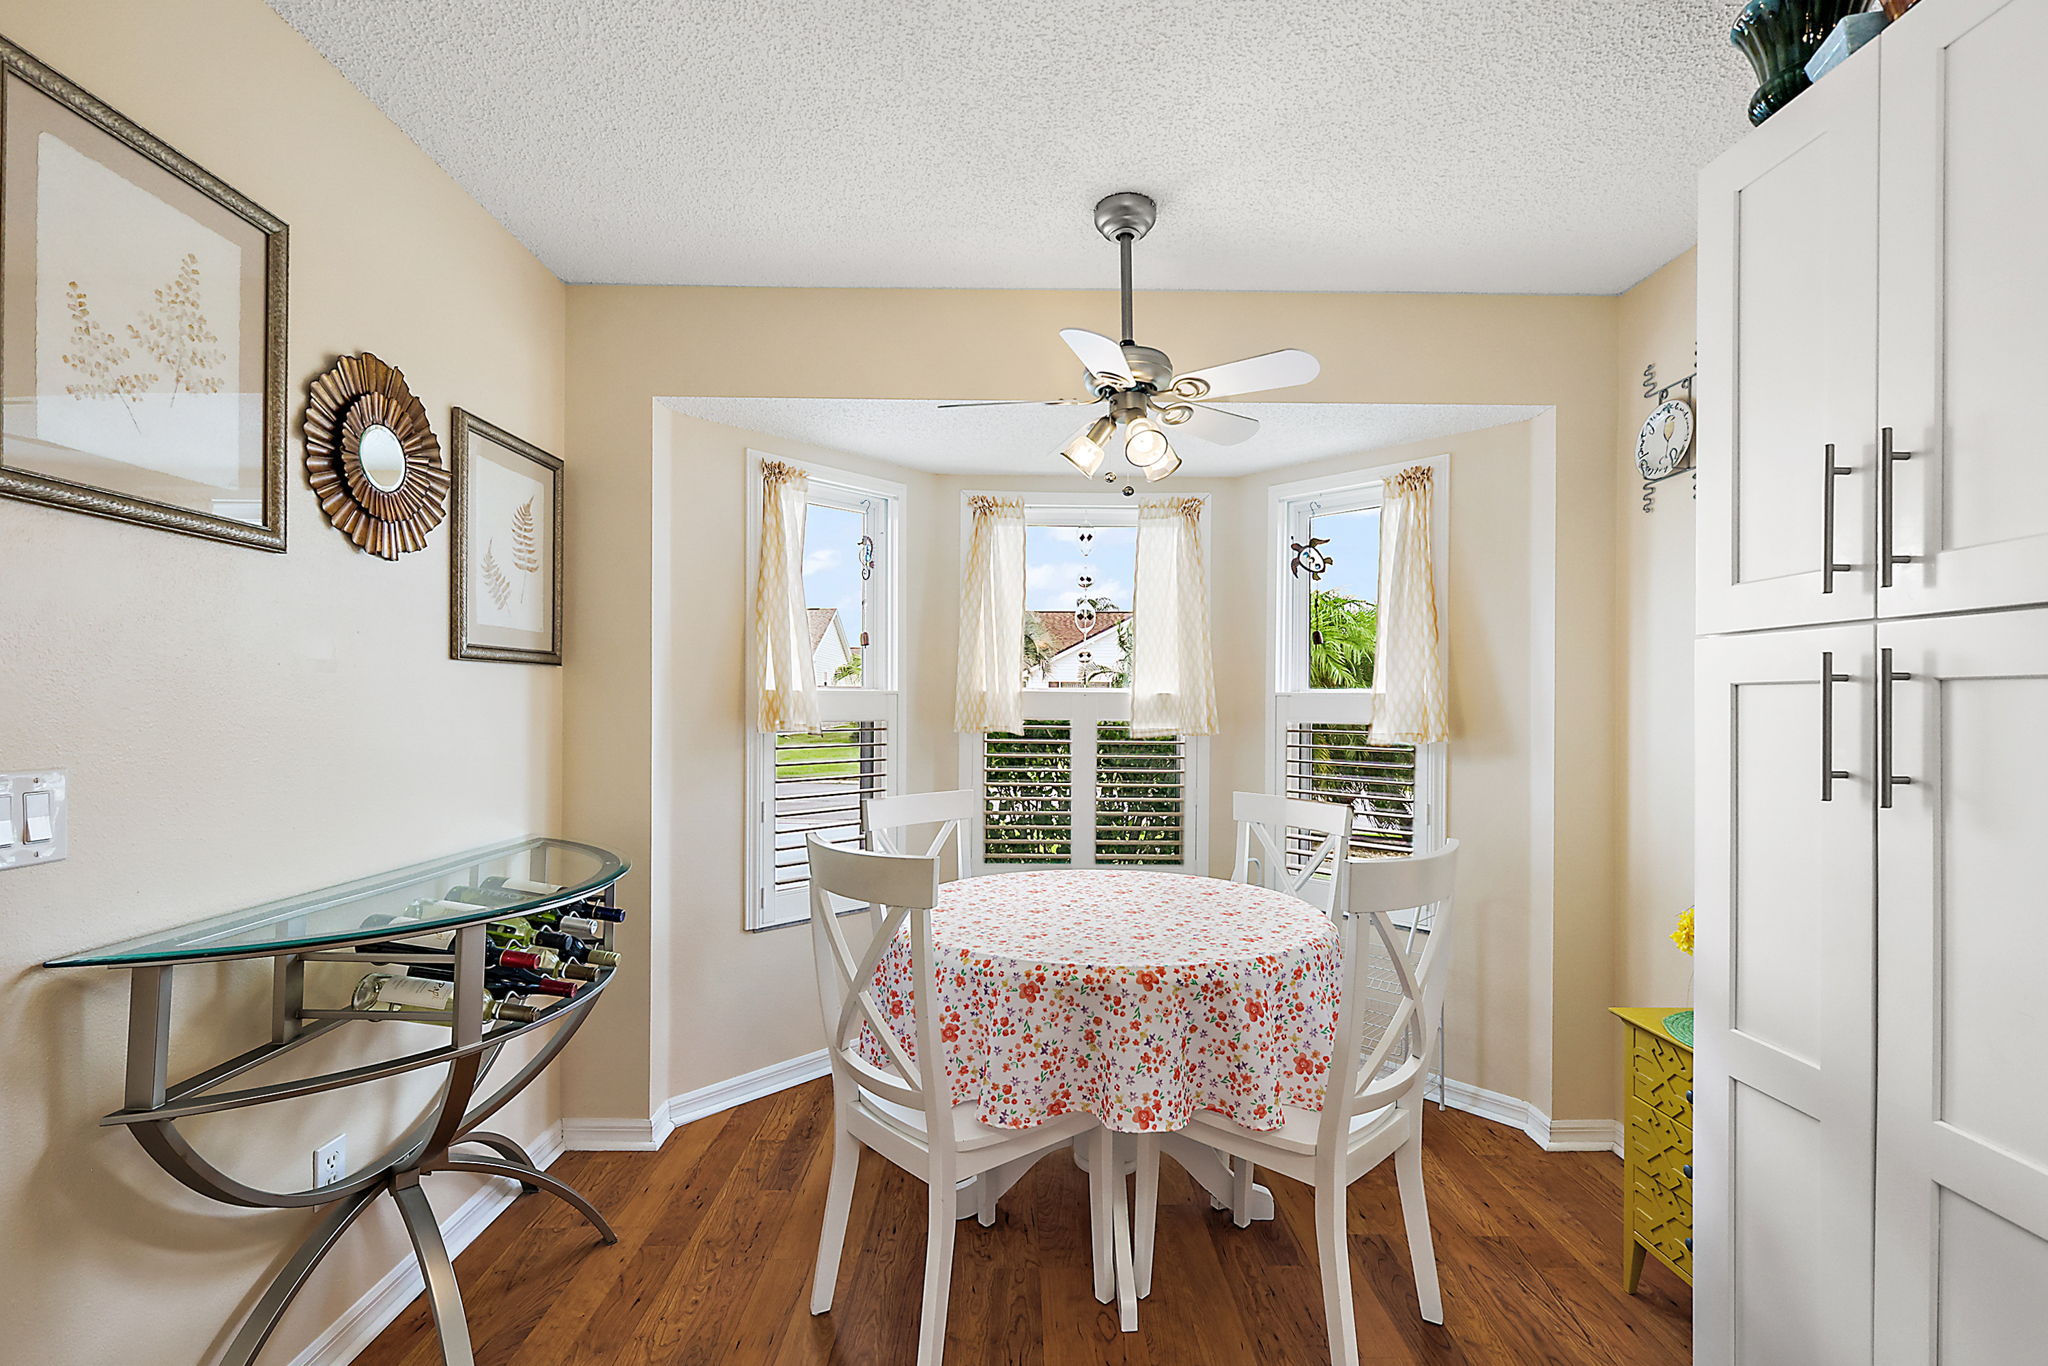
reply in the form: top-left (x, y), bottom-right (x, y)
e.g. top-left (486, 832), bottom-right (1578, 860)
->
top-left (570, 901), bottom-right (627, 923)
top-left (482, 875), bottom-right (564, 897)
top-left (533, 930), bottom-right (620, 968)
top-left (554, 916), bottom-right (610, 939)
top-left (351, 973), bottom-right (538, 1023)
top-left (395, 963), bottom-right (580, 999)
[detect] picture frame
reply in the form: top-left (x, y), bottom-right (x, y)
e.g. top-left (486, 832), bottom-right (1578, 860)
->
top-left (0, 38), bottom-right (288, 550)
top-left (450, 408), bottom-right (563, 665)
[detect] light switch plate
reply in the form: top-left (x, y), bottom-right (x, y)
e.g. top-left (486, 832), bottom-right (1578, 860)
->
top-left (0, 771), bottom-right (67, 870)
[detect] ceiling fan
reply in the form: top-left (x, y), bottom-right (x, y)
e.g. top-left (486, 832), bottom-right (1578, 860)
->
top-left (940, 191), bottom-right (1320, 483)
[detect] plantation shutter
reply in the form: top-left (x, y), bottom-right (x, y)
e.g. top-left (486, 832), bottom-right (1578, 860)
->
top-left (770, 722), bottom-right (891, 896)
top-left (977, 715), bottom-right (1197, 871)
top-left (1282, 721), bottom-right (1418, 857)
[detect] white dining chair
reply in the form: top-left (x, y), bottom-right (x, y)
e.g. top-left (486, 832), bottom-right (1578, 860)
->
top-left (1134, 839), bottom-right (1460, 1366)
top-left (804, 835), bottom-right (1115, 1366)
top-left (1230, 791), bottom-right (1355, 918)
top-left (863, 789), bottom-right (973, 871)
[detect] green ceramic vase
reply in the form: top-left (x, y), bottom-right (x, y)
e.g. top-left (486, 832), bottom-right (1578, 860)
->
top-left (1731, 0), bottom-right (1867, 124)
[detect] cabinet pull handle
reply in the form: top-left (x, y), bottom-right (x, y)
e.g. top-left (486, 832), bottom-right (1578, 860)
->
top-left (1821, 651), bottom-right (1853, 802)
top-left (1880, 646), bottom-right (1915, 809)
top-left (1880, 427), bottom-right (1916, 589)
top-left (1822, 443), bottom-right (1854, 594)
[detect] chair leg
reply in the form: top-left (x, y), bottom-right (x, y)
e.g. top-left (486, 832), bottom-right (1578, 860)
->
top-left (1134, 1134), bottom-right (1160, 1299)
top-left (1088, 1125), bottom-right (1116, 1304)
top-left (1313, 1179), bottom-right (1360, 1366)
top-left (976, 1171), bottom-right (997, 1227)
top-left (1231, 1155), bottom-right (1255, 1229)
top-left (810, 1124), bottom-right (860, 1315)
top-left (1394, 1133), bottom-right (1444, 1324)
top-left (917, 1184), bottom-right (958, 1366)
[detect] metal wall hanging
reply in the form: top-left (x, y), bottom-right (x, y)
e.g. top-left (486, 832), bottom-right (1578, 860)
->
top-left (1637, 362), bottom-right (1697, 514)
top-left (304, 352), bottom-right (447, 559)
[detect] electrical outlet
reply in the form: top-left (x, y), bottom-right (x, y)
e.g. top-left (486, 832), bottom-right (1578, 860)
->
top-left (314, 1135), bottom-right (346, 1187)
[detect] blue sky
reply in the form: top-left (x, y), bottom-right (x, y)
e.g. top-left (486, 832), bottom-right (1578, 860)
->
top-left (1309, 506), bottom-right (1381, 604)
top-left (801, 503), bottom-right (865, 643)
top-left (1027, 524), bottom-right (1136, 611)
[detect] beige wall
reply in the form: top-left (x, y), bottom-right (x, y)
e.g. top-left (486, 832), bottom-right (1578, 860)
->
top-left (0, 2), bottom-right (566, 1362)
top-left (1228, 423), bottom-right (1546, 1100)
top-left (563, 283), bottom-right (1627, 1123)
top-left (1611, 250), bottom-right (1700, 1113)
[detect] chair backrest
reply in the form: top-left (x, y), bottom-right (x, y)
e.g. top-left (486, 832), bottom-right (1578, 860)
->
top-left (1231, 791), bottom-right (1354, 917)
top-left (1317, 839), bottom-right (1460, 1150)
top-left (863, 789), bottom-right (973, 875)
top-left (805, 835), bottom-right (946, 1134)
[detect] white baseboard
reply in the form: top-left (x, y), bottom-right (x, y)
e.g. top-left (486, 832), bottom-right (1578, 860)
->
top-left (555, 1048), bottom-right (832, 1154)
top-left (558, 1113), bottom-right (673, 1152)
top-left (1437, 1077), bottom-right (1622, 1155)
top-left (668, 1048), bottom-right (830, 1128)
top-left (286, 1122), bottom-right (565, 1366)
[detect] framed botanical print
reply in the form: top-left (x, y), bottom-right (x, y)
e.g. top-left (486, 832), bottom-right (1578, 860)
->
top-left (0, 38), bottom-right (287, 550)
top-left (450, 408), bottom-right (563, 664)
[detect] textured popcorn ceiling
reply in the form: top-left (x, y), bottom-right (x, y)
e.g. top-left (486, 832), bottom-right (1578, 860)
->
top-left (266, 0), bottom-right (1750, 294)
top-left (660, 398), bottom-right (1548, 476)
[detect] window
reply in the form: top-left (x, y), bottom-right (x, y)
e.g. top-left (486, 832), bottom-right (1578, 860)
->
top-left (1269, 461), bottom-right (1446, 859)
top-left (746, 456), bottom-right (903, 929)
top-left (964, 496), bottom-right (1208, 874)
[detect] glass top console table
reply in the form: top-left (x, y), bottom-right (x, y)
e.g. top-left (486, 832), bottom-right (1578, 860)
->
top-left (46, 837), bottom-right (631, 1366)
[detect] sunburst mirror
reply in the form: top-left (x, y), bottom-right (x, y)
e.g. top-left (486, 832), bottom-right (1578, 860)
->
top-left (304, 352), bottom-right (448, 559)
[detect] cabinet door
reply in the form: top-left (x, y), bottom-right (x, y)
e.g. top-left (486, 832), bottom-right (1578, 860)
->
top-left (1874, 609), bottom-right (2048, 1366)
top-left (1878, 0), bottom-right (2048, 618)
top-left (1695, 625), bottom-right (1876, 1366)
top-left (1698, 55), bottom-right (1880, 636)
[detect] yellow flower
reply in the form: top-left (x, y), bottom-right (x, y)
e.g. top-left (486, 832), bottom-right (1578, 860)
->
top-left (1670, 906), bottom-right (1695, 957)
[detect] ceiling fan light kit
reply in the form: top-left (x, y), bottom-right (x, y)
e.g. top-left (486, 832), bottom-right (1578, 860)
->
top-left (941, 191), bottom-right (1322, 482)
top-left (1062, 415), bottom-right (1116, 477)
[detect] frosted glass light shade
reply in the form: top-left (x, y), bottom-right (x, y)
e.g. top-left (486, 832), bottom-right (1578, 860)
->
top-left (1061, 416), bottom-right (1115, 477)
top-left (1124, 417), bottom-right (1170, 468)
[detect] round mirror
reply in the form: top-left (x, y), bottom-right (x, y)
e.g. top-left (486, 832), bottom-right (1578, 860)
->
top-left (357, 424), bottom-right (407, 492)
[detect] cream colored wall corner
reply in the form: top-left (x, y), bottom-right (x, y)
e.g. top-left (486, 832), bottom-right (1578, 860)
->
top-left (1610, 250), bottom-right (1700, 1117)
top-left (654, 410), bottom-right (941, 1094)
top-left (0, 3), bottom-right (568, 1364)
top-left (563, 282), bottom-right (1625, 1122)
top-left (1226, 421), bottom-right (1547, 1104)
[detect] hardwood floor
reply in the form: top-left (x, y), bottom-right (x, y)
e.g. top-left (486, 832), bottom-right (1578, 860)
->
top-left (355, 1080), bottom-right (1691, 1365)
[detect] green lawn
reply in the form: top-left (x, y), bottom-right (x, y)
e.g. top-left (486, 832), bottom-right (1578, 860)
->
top-left (775, 727), bottom-right (874, 777)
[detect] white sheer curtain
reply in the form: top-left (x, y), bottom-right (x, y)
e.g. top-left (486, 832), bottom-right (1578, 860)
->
top-left (956, 495), bottom-right (1026, 734)
top-left (1130, 496), bottom-right (1218, 738)
top-left (755, 459), bottom-right (820, 735)
top-left (1371, 465), bottom-right (1448, 744)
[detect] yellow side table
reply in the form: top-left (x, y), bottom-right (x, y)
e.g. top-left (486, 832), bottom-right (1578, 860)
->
top-left (1611, 1006), bottom-right (1693, 1291)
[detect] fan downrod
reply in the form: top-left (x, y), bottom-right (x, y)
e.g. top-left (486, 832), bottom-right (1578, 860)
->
top-left (1093, 191), bottom-right (1156, 242)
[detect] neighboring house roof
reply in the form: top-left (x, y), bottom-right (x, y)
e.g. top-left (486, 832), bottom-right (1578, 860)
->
top-left (1031, 609), bottom-right (1130, 655)
top-left (807, 606), bottom-right (841, 652)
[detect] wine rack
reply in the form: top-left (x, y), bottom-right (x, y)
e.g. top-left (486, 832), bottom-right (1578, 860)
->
top-left (45, 837), bottom-right (630, 1366)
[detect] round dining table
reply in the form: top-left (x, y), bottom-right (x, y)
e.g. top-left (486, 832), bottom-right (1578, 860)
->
top-left (863, 867), bottom-right (1344, 1328)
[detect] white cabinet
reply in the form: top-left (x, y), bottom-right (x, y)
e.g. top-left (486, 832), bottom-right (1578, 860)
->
top-left (1697, 4), bottom-right (2048, 1364)
top-left (1698, 53), bottom-right (1879, 636)
top-left (1878, 0), bottom-right (2048, 619)
top-left (1694, 626), bottom-right (1876, 1366)
top-left (1873, 608), bottom-right (2048, 1366)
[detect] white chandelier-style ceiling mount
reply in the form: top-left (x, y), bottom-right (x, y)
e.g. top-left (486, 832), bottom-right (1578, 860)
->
top-left (940, 192), bottom-right (1320, 484)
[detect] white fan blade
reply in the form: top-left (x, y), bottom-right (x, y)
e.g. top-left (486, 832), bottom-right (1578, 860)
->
top-left (936, 398), bottom-right (1097, 409)
top-left (1173, 348), bottom-right (1319, 400)
top-left (1059, 328), bottom-right (1134, 387)
top-left (1158, 401), bottom-right (1258, 446)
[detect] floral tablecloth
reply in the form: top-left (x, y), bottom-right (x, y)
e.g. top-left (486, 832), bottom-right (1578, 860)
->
top-left (862, 869), bottom-right (1342, 1134)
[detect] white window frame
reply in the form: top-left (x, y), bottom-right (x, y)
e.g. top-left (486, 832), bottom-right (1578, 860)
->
top-left (743, 452), bottom-right (906, 930)
top-left (1266, 455), bottom-right (1450, 853)
top-left (957, 490), bottom-right (1211, 876)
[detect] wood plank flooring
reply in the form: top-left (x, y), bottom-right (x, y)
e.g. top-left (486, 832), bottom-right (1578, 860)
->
top-left (354, 1080), bottom-right (1690, 1365)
